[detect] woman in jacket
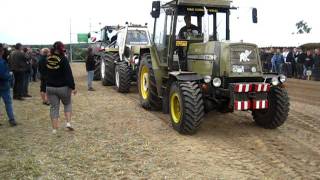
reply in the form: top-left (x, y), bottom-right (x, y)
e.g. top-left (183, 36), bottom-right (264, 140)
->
top-left (46, 41), bottom-right (76, 134)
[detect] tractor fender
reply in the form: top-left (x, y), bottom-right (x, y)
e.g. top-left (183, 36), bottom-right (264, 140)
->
top-left (139, 48), bottom-right (150, 58)
top-left (168, 71), bottom-right (203, 82)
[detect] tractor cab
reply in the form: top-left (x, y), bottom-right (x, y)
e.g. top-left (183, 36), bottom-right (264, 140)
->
top-left (151, 0), bottom-right (261, 78)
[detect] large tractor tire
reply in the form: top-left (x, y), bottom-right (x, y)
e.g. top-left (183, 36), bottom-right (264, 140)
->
top-left (101, 54), bottom-right (115, 86)
top-left (138, 54), bottom-right (161, 110)
top-left (115, 63), bottom-right (131, 93)
top-left (93, 59), bottom-right (101, 81)
top-left (252, 86), bottom-right (290, 129)
top-left (169, 81), bottom-right (205, 134)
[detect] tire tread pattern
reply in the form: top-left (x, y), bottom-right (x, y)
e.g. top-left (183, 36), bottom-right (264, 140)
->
top-left (174, 81), bottom-right (205, 134)
top-left (138, 54), bottom-right (161, 110)
top-left (252, 86), bottom-right (290, 129)
top-left (116, 63), bottom-right (131, 93)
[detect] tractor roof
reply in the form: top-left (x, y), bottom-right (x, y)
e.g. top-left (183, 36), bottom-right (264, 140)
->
top-left (164, 0), bottom-right (232, 8)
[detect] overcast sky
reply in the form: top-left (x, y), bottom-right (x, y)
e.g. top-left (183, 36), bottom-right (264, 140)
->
top-left (0, 0), bottom-right (318, 47)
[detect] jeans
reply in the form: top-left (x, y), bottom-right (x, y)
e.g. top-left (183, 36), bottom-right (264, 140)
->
top-left (23, 72), bottom-right (31, 96)
top-left (32, 66), bottom-right (38, 81)
top-left (87, 70), bottom-right (94, 88)
top-left (0, 89), bottom-right (15, 121)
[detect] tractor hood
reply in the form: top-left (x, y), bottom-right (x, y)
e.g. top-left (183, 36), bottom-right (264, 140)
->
top-left (187, 41), bottom-right (263, 78)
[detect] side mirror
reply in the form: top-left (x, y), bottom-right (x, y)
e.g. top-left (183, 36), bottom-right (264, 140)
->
top-left (88, 33), bottom-right (91, 38)
top-left (252, 8), bottom-right (258, 23)
top-left (151, 1), bottom-right (160, 18)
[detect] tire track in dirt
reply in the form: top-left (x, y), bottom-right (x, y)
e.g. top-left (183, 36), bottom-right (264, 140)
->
top-left (123, 89), bottom-right (300, 178)
top-left (122, 81), bottom-right (320, 178)
top-left (76, 64), bottom-right (320, 178)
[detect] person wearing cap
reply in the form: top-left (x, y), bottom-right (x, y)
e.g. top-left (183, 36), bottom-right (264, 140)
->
top-left (9, 43), bottom-right (29, 100)
top-left (46, 41), bottom-right (76, 134)
top-left (0, 43), bottom-right (17, 126)
top-left (38, 48), bottom-right (50, 105)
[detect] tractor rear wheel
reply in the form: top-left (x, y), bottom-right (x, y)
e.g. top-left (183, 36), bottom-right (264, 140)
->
top-left (252, 86), bottom-right (290, 129)
top-left (101, 54), bottom-right (115, 86)
top-left (115, 63), bottom-right (131, 93)
top-left (169, 81), bottom-right (205, 134)
top-left (138, 54), bottom-right (161, 110)
top-left (93, 57), bottom-right (101, 80)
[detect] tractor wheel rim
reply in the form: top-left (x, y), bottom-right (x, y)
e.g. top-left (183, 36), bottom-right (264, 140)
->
top-left (140, 65), bottom-right (149, 99)
top-left (170, 92), bottom-right (181, 124)
top-left (115, 70), bottom-right (120, 88)
top-left (101, 61), bottom-right (105, 79)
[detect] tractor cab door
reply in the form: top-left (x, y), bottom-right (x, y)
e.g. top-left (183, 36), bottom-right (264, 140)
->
top-left (118, 28), bottom-right (128, 61)
top-left (153, 8), bottom-right (174, 67)
top-left (172, 15), bottom-right (203, 71)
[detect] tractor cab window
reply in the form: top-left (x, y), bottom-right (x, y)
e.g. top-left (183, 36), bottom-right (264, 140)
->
top-left (176, 15), bottom-right (202, 40)
top-left (126, 30), bottom-right (149, 45)
top-left (174, 6), bottom-right (230, 42)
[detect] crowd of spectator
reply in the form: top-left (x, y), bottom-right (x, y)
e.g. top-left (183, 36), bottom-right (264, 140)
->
top-left (260, 47), bottom-right (320, 80)
top-left (1, 42), bottom-right (76, 133)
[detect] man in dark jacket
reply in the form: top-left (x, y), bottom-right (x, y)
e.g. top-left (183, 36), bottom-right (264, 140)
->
top-left (313, 49), bottom-right (320, 80)
top-left (0, 43), bottom-right (17, 126)
top-left (9, 43), bottom-right (28, 100)
top-left (304, 50), bottom-right (314, 79)
top-left (296, 48), bottom-right (305, 79)
top-left (85, 47), bottom-right (95, 91)
top-left (283, 48), bottom-right (294, 77)
top-left (38, 48), bottom-right (50, 105)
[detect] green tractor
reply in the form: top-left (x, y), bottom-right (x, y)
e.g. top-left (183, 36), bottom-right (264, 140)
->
top-left (90, 25), bottom-right (123, 81)
top-left (137, 0), bottom-right (290, 134)
top-left (100, 24), bottom-right (152, 93)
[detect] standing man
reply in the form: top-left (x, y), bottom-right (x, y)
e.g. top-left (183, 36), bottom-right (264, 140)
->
top-left (31, 49), bottom-right (40, 82)
top-left (85, 47), bottom-right (95, 91)
top-left (38, 48), bottom-right (50, 105)
top-left (22, 48), bottom-right (32, 97)
top-left (271, 48), bottom-right (284, 74)
top-left (304, 50), bottom-right (314, 80)
top-left (313, 49), bottom-right (320, 80)
top-left (9, 43), bottom-right (28, 100)
top-left (0, 43), bottom-right (17, 126)
top-left (284, 48), bottom-right (294, 77)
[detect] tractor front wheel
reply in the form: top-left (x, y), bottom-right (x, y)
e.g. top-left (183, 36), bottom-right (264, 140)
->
top-left (101, 54), bottom-right (115, 86)
top-left (169, 81), bottom-right (205, 134)
top-left (115, 63), bottom-right (131, 93)
top-left (252, 86), bottom-right (290, 129)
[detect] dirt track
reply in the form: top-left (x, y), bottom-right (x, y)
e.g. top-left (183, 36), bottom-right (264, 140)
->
top-left (1, 63), bottom-right (320, 179)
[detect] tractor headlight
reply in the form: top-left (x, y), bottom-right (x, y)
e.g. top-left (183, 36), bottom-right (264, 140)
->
top-left (204, 76), bottom-right (212, 83)
top-left (271, 77), bottom-right (280, 86)
top-left (279, 74), bottom-right (287, 83)
top-left (212, 77), bottom-right (222, 87)
top-left (251, 66), bottom-right (257, 73)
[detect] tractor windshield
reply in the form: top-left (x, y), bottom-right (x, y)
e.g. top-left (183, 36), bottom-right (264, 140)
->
top-left (126, 30), bottom-right (149, 45)
top-left (176, 6), bottom-right (229, 41)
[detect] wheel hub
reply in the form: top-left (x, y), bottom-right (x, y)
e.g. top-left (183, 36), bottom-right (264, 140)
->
top-left (101, 61), bottom-right (105, 79)
top-left (140, 66), bottom-right (149, 99)
top-left (116, 70), bottom-right (120, 88)
top-left (171, 93), bottom-right (181, 124)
